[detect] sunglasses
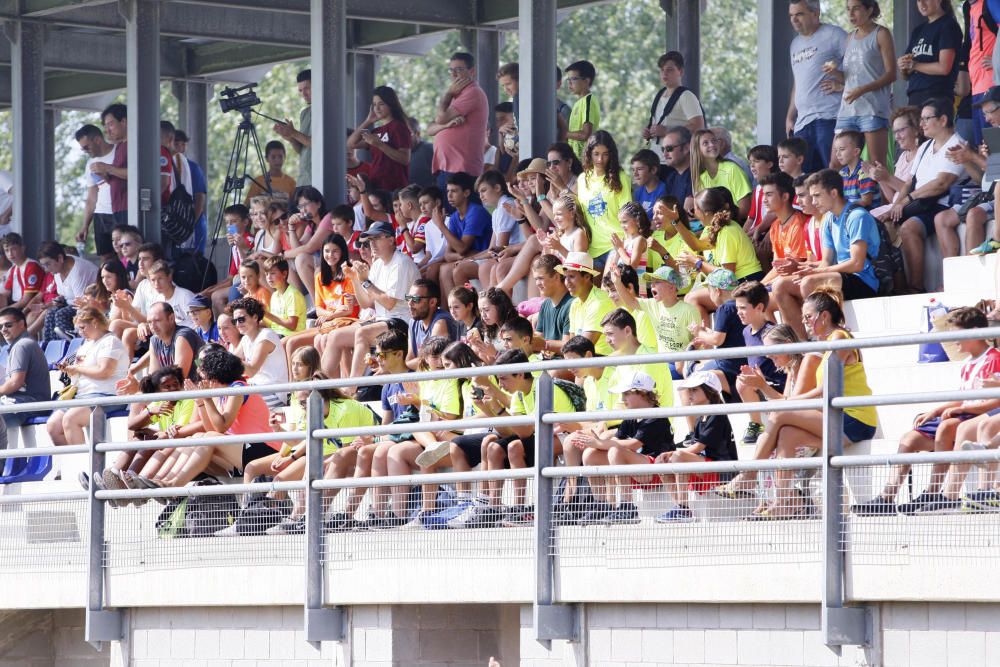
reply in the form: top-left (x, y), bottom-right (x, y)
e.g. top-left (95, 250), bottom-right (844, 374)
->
top-left (0, 321), bottom-right (17, 330)
top-left (404, 295), bottom-right (428, 303)
top-left (546, 159), bottom-right (563, 168)
top-left (232, 316), bottom-right (248, 325)
top-left (661, 144), bottom-right (680, 153)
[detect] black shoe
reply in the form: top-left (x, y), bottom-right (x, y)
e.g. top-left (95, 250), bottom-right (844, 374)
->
top-left (852, 496), bottom-right (897, 516)
top-left (323, 512), bottom-right (351, 532)
top-left (898, 492), bottom-right (946, 515)
top-left (578, 502), bottom-right (614, 525)
top-left (917, 497), bottom-right (962, 514)
top-left (467, 505), bottom-right (504, 528)
top-left (606, 503), bottom-right (640, 524)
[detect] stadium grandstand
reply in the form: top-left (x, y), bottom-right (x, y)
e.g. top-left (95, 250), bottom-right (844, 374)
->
top-left (0, 1), bottom-right (999, 666)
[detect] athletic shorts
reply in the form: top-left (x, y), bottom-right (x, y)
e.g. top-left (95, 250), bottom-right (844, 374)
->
top-left (839, 272), bottom-right (877, 301)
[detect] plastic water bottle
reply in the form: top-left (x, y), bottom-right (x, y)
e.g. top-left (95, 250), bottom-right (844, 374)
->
top-left (75, 241), bottom-right (86, 257)
top-left (927, 298), bottom-right (948, 327)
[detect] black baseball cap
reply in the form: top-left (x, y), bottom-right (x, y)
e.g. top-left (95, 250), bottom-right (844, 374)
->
top-left (359, 221), bottom-right (395, 239)
top-left (975, 86), bottom-right (1000, 107)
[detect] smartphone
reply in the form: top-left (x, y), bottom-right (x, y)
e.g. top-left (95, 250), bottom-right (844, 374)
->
top-left (226, 223), bottom-right (238, 235)
top-left (471, 386), bottom-right (485, 400)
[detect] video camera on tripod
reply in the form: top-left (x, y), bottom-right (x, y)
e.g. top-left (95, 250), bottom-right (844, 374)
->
top-left (218, 83), bottom-right (262, 116)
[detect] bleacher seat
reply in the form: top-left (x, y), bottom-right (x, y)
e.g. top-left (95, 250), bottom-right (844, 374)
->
top-left (63, 337), bottom-right (83, 362)
top-left (43, 340), bottom-right (67, 370)
top-left (0, 453), bottom-right (51, 484)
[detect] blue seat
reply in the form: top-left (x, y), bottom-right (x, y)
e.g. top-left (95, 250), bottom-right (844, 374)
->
top-left (23, 415), bottom-right (49, 426)
top-left (0, 345), bottom-right (9, 370)
top-left (63, 337), bottom-right (84, 363)
top-left (105, 406), bottom-right (129, 419)
top-left (44, 340), bottom-right (67, 369)
top-left (0, 453), bottom-right (52, 484)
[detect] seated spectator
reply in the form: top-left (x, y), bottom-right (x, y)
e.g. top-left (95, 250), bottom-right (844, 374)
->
top-left (108, 241), bottom-right (163, 340)
top-left (659, 126), bottom-right (694, 210)
top-left (427, 172), bottom-right (491, 288)
top-left (116, 302), bottom-right (203, 395)
top-left (0, 233), bottom-right (42, 311)
top-left (647, 195), bottom-right (695, 282)
top-left (773, 169), bottom-right (882, 339)
top-left (631, 149), bottom-right (667, 217)
top-left (416, 186), bottom-right (448, 277)
top-left (47, 307), bottom-right (129, 447)
top-left (243, 140), bottom-right (297, 204)
top-left (532, 254), bottom-right (575, 356)
top-left (37, 241), bottom-right (99, 342)
top-left (262, 256), bottom-right (306, 337)
top-left (318, 222), bottom-right (420, 380)
top-left (120, 260), bottom-right (195, 361)
top-left (853, 307), bottom-right (1000, 516)
top-left (403, 279), bottom-right (459, 369)
top-left (685, 269), bottom-right (747, 398)
top-left (607, 202), bottom-right (651, 280)
top-left (395, 185), bottom-right (427, 262)
top-left (467, 287), bottom-right (518, 363)
top-left (565, 371), bottom-right (674, 525)
top-left (600, 308), bottom-right (673, 407)
top-left (283, 234), bottom-right (358, 363)
top-left (235, 259), bottom-right (271, 310)
top-left (880, 98), bottom-right (965, 293)
top-left (745, 144), bottom-right (779, 237)
top-left (93, 260), bottom-right (132, 323)
top-left (603, 266), bottom-right (656, 349)
top-left (655, 371), bottom-right (737, 523)
top-left (690, 129), bottom-right (751, 220)
top-left (157, 349), bottom-right (278, 489)
top-left (715, 323), bottom-right (821, 501)
top-left (776, 137), bottom-right (807, 181)
top-left (576, 130), bottom-right (631, 271)
top-left (556, 252), bottom-right (615, 355)
top-left (759, 173), bottom-right (809, 286)
top-left (114, 226), bottom-right (143, 287)
top-left (730, 282), bottom-right (787, 443)
top-left (751, 289), bottom-right (876, 519)
top-left (794, 175), bottom-right (825, 262)
top-left (835, 131), bottom-right (880, 208)
top-left (0, 307), bottom-right (52, 449)
top-left (673, 187), bottom-right (764, 321)
top-left (216, 313), bottom-right (241, 352)
top-left (447, 285), bottom-right (481, 339)
top-left (187, 294), bottom-right (218, 343)
top-left (543, 142), bottom-right (582, 204)
top-left (228, 297), bottom-right (289, 408)
top-left (203, 205), bottom-right (253, 314)
top-left (282, 187), bottom-right (335, 302)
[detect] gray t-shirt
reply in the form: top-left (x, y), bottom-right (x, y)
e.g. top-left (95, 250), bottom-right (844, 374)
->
top-left (790, 23), bottom-right (847, 130)
top-left (5, 334), bottom-right (50, 403)
top-left (298, 105), bottom-right (312, 186)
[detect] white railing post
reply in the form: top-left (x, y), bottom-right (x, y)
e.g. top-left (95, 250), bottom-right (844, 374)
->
top-left (84, 407), bottom-right (122, 648)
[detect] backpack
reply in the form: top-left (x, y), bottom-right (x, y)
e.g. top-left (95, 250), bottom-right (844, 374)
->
top-left (647, 85), bottom-right (707, 133)
top-left (869, 216), bottom-right (904, 297)
top-left (966, 1), bottom-right (999, 42)
top-left (183, 478), bottom-right (240, 537)
top-left (160, 183), bottom-right (196, 244)
top-left (552, 378), bottom-right (587, 413)
top-left (171, 249), bottom-right (217, 293)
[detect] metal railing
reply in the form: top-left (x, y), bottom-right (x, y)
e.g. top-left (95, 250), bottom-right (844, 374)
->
top-left (0, 326), bottom-right (999, 649)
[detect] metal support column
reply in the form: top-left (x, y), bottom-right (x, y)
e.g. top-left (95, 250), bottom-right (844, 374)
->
top-left (8, 20), bottom-right (50, 252)
top-left (518, 0), bottom-right (557, 159)
top-left (533, 372), bottom-right (578, 646)
top-left (892, 0), bottom-right (922, 106)
top-left (121, 0), bottom-right (162, 243)
top-left (353, 52), bottom-right (376, 162)
top-left (304, 390), bottom-right (344, 643)
top-left (462, 29), bottom-right (499, 145)
top-left (43, 108), bottom-right (57, 234)
top-left (821, 355), bottom-right (870, 650)
top-left (85, 408), bottom-right (123, 647)
top-left (661, 0), bottom-right (701, 97)
top-left (310, 0), bottom-right (347, 205)
top-left (184, 82), bottom-right (209, 172)
top-left (755, 0), bottom-right (795, 145)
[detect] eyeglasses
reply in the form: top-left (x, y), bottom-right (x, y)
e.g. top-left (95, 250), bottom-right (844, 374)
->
top-left (447, 67), bottom-right (468, 75)
top-left (372, 351), bottom-right (386, 359)
top-left (661, 144), bottom-right (680, 153)
top-left (119, 241), bottom-right (135, 247)
top-left (0, 321), bottom-right (17, 330)
top-left (564, 77), bottom-right (582, 83)
top-left (919, 115), bottom-right (939, 123)
top-left (232, 316), bottom-right (248, 325)
top-left (404, 295), bottom-right (428, 303)
top-left (546, 159), bottom-right (563, 168)
top-left (892, 126), bottom-right (913, 135)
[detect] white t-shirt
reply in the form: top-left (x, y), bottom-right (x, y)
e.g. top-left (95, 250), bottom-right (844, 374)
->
top-left (75, 333), bottom-right (129, 396)
top-left (913, 134), bottom-right (967, 205)
top-left (131, 279), bottom-right (195, 326)
top-left (649, 88), bottom-right (704, 162)
top-left (83, 149), bottom-right (116, 215)
top-left (54, 256), bottom-right (99, 301)
top-left (369, 250), bottom-right (420, 320)
top-left (237, 327), bottom-right (288, 387)
top-left (492, 194), bottom-right (523, 245)
top-left (424, 220), bottom-right (447, 264)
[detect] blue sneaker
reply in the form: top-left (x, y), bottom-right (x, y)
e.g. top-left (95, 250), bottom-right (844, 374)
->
top-left (971, 239), bottom-right (1000, 256)
top-left (655, 506), bottom-right (695, 523)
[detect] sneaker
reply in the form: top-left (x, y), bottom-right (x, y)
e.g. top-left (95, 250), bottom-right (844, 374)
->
top-left (971, 239), bottom-right (1000, 256)
top-left (446, 497), bottom-right (488, 529)
top-left (375, 513), bottom-right (409, 529)
top-left (578, 502), bottom-right (614, 525)
top-left (655, 505), bottom-right (695, 523)
top-left (402, 511), bottom-right (429, 530)
top-left (267, 516), bottom-right (306, 535)
top-left (898, 492), bottom-right (946, 515)
top-left (917, 498), bottom-right (962, 514)
top-left (851, 496), bottom-right (898, 516)
top-left (553, 501), bottom-right (582, 527)
top-left (415, 441), bottom-right (452, 469)
top-left (503, 505), bottom-right (534, 526)
top-left (742, 422), bottom-right (764, 445)
top-left (962, 490), bottom-right (1000, 513)
top-left (102, 469), bottom-right (127, 508)
top-left (214, 524), bottom-right (239, 537)
top-left (606, 503), bottom-right (640, 525)
top-left (323, 512), bottom-right (351, 532)
top-left (467, 505), bottom-right (504, 529)
top-left (78, 471), bottom-right (90, 491)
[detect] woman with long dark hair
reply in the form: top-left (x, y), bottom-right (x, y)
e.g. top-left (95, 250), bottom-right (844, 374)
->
top-left (576, 130), bottom-right (632, 271)
top-left (689, 128), bottom-right (752, 220)
top-left (348, 85), bottom-right (412, 190)
top-left (283, 185), bottom-right (333, 301)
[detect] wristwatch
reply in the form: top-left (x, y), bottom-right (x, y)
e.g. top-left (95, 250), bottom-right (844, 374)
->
top-left (537, 194), bottom-right (547, 202)
top-left (361, 279), bottom-right (373, 290)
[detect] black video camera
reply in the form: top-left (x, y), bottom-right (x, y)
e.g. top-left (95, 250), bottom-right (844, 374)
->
top-left (218, 83), bottom-right (262, 115)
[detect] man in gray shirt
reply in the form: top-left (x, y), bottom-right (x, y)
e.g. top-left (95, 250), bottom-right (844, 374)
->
top-left (274, 69), bottom-right (313, 187)
top-left (0, 307), bottom-right (51, 448)
top-left (787, 0), bottom-right (846, 172)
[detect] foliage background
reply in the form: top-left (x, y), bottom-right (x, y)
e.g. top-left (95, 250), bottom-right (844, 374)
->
top-left (0, 0), bottom-right (891, 250)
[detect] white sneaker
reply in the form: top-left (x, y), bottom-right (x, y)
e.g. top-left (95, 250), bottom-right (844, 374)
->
top-left (415, 441), bottom-right (452, 469)
top-left (214, 524), bottom-right (239, 537)
top-left (446, 497), bottom-right (486, 529)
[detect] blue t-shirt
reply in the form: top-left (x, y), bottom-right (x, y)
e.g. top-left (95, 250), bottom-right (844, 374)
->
top-left (661, 166), bottom-right (693, 205)
top-left (633, 181), bottom-right (667, 218)
top-left (448, 203), bottom-right (493, 253)
top-left (196, 322), bottom-right (219, 343)
top-left (381, 380), bottom-right (413, 422)
top-left (743, 321), bottom-right (787, 391)
top-left (712, 299), bottom-right (747, 375)
top-left (821, 205), bottom-right (880, 292)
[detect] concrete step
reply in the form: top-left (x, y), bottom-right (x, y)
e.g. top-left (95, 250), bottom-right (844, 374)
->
top-left (942, 253), bottom-right (997, 296)
top-left (844, 290), bottom-right (985, 336)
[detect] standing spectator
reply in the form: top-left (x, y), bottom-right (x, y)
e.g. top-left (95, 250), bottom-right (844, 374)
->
top-left (690, 129), bottom-right (752, 220)
top-left (577, 130), bottom-right (631, 270)
top-left (172, 130), bottom-right (209, 256)
top-left (93, 104), bottom-right (129, 226)
top-left (37, 241), bottom-right (99, 342)
top-left (274, 69), bottom-right (313, 187)
top-left (0, 307), bottom-right (50, 450)
top-left (660, 127), bottom-right (694, 209)
top-left (963, 0), bottom-right (998, 144)
top-left (75, 124), bottom-right (117, 256)
top-left (556, 66), bottom-right (572, 138)
top-left (0, 233), bottom-right (43, 311)
top-left (900, 0), bottom-right (964, 106)
top-left (348, 86), bottom-right (412, 191)
top-left (565, 60), bottom-right (600, 160)
top-left (787, 0), bottom-right (848, 173)
top-left (428, 53), bottom-right (489, 191)
top-left (243, 140), bottom-right (297, 205)
top-left (0, 170), bottom-right (12, 237)
top-left (643, 51), bottom-right (705, 164)
top-left (825, 0), bottom-right (895, 171)
top-left (406, 117), bottom-right (435, 188)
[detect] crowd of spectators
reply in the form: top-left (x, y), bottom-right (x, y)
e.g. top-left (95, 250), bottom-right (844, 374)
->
top-left (3, 0), bottom-right (1000, 528)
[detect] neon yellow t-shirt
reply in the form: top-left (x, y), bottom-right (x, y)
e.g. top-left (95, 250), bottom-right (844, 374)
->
top-left (635, 297), bottom-right (702, 353)
top-left (323, 398), bottom-right (377, 454)
top-left (568, 93), bottom-right (601, 159)
top-left (509, 381), bottom-right (575, 416)
top-left (568, 287), bottom-right (616, 356)
top-left (701, 223), bottom-right (762, 280)
top-left (608, 345), bottom-right (674, 409)
top-left (696, 161), bottom-right (751, 204)
top-left (150, 399), bottom-right (196, 431)
top-left (421, 378), bottom-right (462, 417)
top-left (577, 170), bottom-right (631, 259)
top-left (268, 284), bottom-right (307, 336)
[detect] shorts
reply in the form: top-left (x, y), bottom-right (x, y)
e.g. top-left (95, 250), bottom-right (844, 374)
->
top-left (736, 270), bottom-right (766, 284)
top-left (913, 413), bottom-right (974, 440)
top-left (242, 441), bottom-right (278, 469)
top-left (630, 454), bottom-right (663, 489)
top-left (844, 414), bottom-right (877, 443)
top-left (838, 272), bottom-right (877, 301)
top-left (684, 455), bottom-right (728, 493)
top-left (592, 251), bottom-right (611, 272)
top-left (835, 115), bottom-right (889, 133)
top-left (494, 434), bottom-right (536, 468)
top-left (904, 202), bottom-right (949, 236)
top-left (451, 432), bottom-right (492, 468)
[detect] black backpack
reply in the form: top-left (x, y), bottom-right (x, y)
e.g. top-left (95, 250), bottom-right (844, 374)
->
top-left (647, 85), bottom-right (707, 133)
top-left (869, 217), bottom-right (905, 297)
top-left (161, 183), bottom-right (196, 244)
top-left (183, 478), bottom-right (240, 537)
top-left (172, 249), bottom-right (217, 293)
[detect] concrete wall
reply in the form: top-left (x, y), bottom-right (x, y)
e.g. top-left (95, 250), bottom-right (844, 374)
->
top-left (0, 609), bottom-right (108, 667)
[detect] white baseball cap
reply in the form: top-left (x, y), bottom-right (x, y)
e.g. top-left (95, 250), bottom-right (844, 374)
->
top-left (609, 371), bottom-right (656, 394)
top-left (675, 371), bottom-right (723, 395)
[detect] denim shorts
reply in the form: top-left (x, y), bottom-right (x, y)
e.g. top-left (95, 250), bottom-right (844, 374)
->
top-left (835, 115), bottom-right (889, 133)
top-left (844, 414), bottom-right (877, 443)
